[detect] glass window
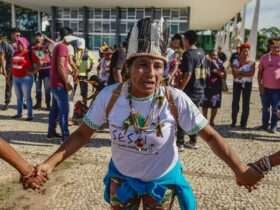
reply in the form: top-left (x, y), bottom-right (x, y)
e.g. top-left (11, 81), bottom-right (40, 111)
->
top-left (103, 9), bottom-right (110, 19)
top-left (111, 21), bottom-right (116, 32)
top-left (179, 22), bottom-right (187, 32)
top-left (162, 9), bottom-right (170, 17)
top-left (71, 21), bottom-right (78, 32)
top-left (94, 35), bottom-right (101, 49)
top-left (88, 35), bottom-right (94, 49)
top-left (120, 23), bottom-right (126, 33)
top-left (127, 22), bottom-right (134, 31)
top-left (79, 21), bottom-right (83, 32)
top-left (57, 9), bottom-right (63, 18)
top-left (63, 9), bottom-right (70, 18)
top-left (121, 9), bottom-right (127, 19)
top-left (145, 8), bottom-right (152, 17)
top-left (95, 9), bottom-right (102, 18)
top-left (180, 8), bottom-right (188, 17)
top-left (155, 9), bottom-right (161, 19)
top-left (111, 9), bottom-right (117, 18)
top-left (63, 20), bottom-right (70, 28)
top-left (89, 22), bottom-right (94, 33)
top-left (102, 35), bottom-right (110, 46)
top-left (171, 9), bottom-right (179, 19)
top-left (78, 8), bottom-right (83, 19)
top-left (171, 23), bottom-right (178, 34)
top-left (94, 21), bottom-right (102, 32)
top-left (103, 22), bottom-right (110, 33)
top-left (71, 9), bottom-right (78, 18)
top-left (128, 8), bottom-right (135, 19)
top-left (89, 9), bottom-right (94, 19)
top-left (136, 9), bottom-right (144, 19)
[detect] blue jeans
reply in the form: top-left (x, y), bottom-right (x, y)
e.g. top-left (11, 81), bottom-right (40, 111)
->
top-left (35, 74), bottom-right (51, 106)
top-left (48, 87), bottom-right (70, 139)
top-left (262, 88), bottom-right (280, 130)
top-left (13, 75), bottom-right (33, 118)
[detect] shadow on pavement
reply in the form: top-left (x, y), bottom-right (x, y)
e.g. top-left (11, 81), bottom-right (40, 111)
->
top-left (214, 124), bottom-right (280, 143)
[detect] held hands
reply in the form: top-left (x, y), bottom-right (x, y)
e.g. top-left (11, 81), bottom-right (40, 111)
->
top-left (20, 163), bottom-right (52, 190)
top-left (235, 164), bottom-right (264, 192)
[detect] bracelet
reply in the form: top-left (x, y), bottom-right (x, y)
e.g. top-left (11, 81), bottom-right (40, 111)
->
top-left (20, 167), bottom-right (36, 183)
top-left (248, 156), bottom-right (272, 176)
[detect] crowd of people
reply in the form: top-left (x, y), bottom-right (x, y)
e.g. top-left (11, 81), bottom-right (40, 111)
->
top-left (0, 17), bottom-right (279, 209)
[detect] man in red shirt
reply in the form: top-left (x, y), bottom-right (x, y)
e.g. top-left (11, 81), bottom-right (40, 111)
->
top-left (47, 35), bottom-right (74, 141)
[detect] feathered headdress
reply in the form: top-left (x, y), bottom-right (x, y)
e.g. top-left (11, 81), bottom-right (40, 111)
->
top-left (127, 18), bottom-right (169, 63)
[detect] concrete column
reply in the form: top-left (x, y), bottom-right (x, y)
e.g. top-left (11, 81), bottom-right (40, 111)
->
top-left (83, 7), bottom-right (89, 48)
top-left (115, 7), bottom-right (121, 45)
top-left (37, 9), bottom-right (41, 32)
top-left (11, 0), bottom-right (16, 28)
top-left (51, 6), bottom-right (58, 39)
top-left (186, 7), bottom-right (191, 30)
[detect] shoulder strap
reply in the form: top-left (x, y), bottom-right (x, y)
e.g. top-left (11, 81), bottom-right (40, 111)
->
top-left (105, 84), bottom-right (123, 119)
top-left (164, 86), bottom-right (179, 124)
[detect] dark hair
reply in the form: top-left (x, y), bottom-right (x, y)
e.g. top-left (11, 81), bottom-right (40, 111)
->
top-left (171, 33), bottom-right (183, 48)
top-left (35, 31), bottom-right (42, 36)
top-left (122, 41), bottom-right (128, 48)
top-left (59, 27), bottom-right (73, 39)
top-left (183, 30), bottom-right (197, 45)
top-left (10, 27), bottom-right (21, 34)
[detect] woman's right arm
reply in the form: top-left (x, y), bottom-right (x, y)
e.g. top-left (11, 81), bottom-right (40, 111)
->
top-left (37, 123), bottom-right (95, 174)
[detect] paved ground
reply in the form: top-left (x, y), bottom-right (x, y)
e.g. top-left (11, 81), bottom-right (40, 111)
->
top-left (0, 76), bottom-right (279, 210)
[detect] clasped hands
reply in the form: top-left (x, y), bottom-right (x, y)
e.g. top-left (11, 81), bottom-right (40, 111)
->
top-left (20, 163), bottom-right (52, 190)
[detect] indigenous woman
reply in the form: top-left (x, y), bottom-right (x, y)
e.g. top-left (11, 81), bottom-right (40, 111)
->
top-left (34, 19), bottom-right (262, 209)
top-left (202, 50), bottom-right (226, 126)
top-left (231, 43), bottom-right (255, 128)
top-left (11, 37), bottom-right (33, 120)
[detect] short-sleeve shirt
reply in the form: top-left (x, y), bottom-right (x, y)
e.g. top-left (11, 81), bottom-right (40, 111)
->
top-left (259, 53), bottom-right (280, 89)
top-left (50, 43), bottom-right (69, 88)
top-left (180, 48), bottom-right (206, 100)
top-left (12, 51), bottom-right (32, 77)
top-left (75, 49), bottom-right (95, 77)
top-left (0, 41), bottom-right (14, 70)
top-left (83, 83), bottom-right (208, 181)
top-left (108, 47), bottom-right (126, 84)
top-left (31, 44), bottom-right (51, 78)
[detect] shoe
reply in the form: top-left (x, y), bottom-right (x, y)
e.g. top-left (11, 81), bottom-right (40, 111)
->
top-left (25, 117), bottom-right (33, 121)
top-left (11, 114), bottom-right (22, 119)
top-left (1, 104), bottom-right (8, 110)
top-left (240, 125), bottom-right (247, 130)
top-left (230, 123), bottom-right (236, 128)
top-left (178, 145), bottom-right (185, 152)
top-left (33, 102), bottom-right (42, 109)
top-left (257, 125), bottom-right (269, 131)
top-left (269, 128), bottom-right (277, 134)
top-left (184, 141), bottom-right (199, 149)
top-left (47, 132), bottom-right (62, 138)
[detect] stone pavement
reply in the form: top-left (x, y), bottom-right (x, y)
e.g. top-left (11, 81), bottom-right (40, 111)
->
top-left (0, 76), bottom-right (279, 210)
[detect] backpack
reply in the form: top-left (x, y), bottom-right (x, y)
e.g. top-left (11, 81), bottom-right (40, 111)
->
top-left (105, 84), bottom-right (179, 124)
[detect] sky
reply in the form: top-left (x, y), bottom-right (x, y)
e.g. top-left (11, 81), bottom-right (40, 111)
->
top-left (245, 0), bottom-right (280, 29)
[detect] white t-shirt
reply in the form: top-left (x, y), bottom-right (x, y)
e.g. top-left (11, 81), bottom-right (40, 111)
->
top-left (233, 59), bottom-right (254, 83)
top-left (83, 83), bottom-right (208, 181)
top-left (98, 58), bottom-right (111, 84)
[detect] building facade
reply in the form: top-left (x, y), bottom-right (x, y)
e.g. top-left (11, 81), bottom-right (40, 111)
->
top-left (52, 7), bottom-right (190, 50)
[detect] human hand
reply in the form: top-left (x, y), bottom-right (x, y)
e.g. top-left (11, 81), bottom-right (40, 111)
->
top-left (65, 82), bottom-right (73, 91)
top-left (235, 164), bottom-right (264, 192)
top-left (20, 166), bottom-right (48, 190)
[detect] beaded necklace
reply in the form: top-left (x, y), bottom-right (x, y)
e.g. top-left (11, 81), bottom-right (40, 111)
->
top-left (123, 82), bottom-right (165, 151)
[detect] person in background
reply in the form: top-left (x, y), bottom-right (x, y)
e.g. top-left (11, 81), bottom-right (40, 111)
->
top-left (74, 38), bottom-right (95, 105)
top-left (231, 43), bottom-right (255, 129)
top-left (97, 47), bottom-right (113, 87)
top-left (0, 136), bottom-right (46, 189)
top-left (165, 33), bottom-right (184, 87)
top-left (0, 33), bottom-right (14, 110)
top-left (258, 37), bottom-right (280, 133)
top-left (108, 41), bottom-right (127, 85)
top-left (31, 32), bottom-right (52, 110)
top-left (9, 27), bottom-right (21, 51)
top-left (11, 37), bottom-right (33, 121)
top-left (217, 46), bottom-right (227, 64)
top-left (47, 35), bottom-right (73, 142)
top-left (178, 30), bottom-right (207, 150)
top-left (202, 50), bottom-right (226, 126)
